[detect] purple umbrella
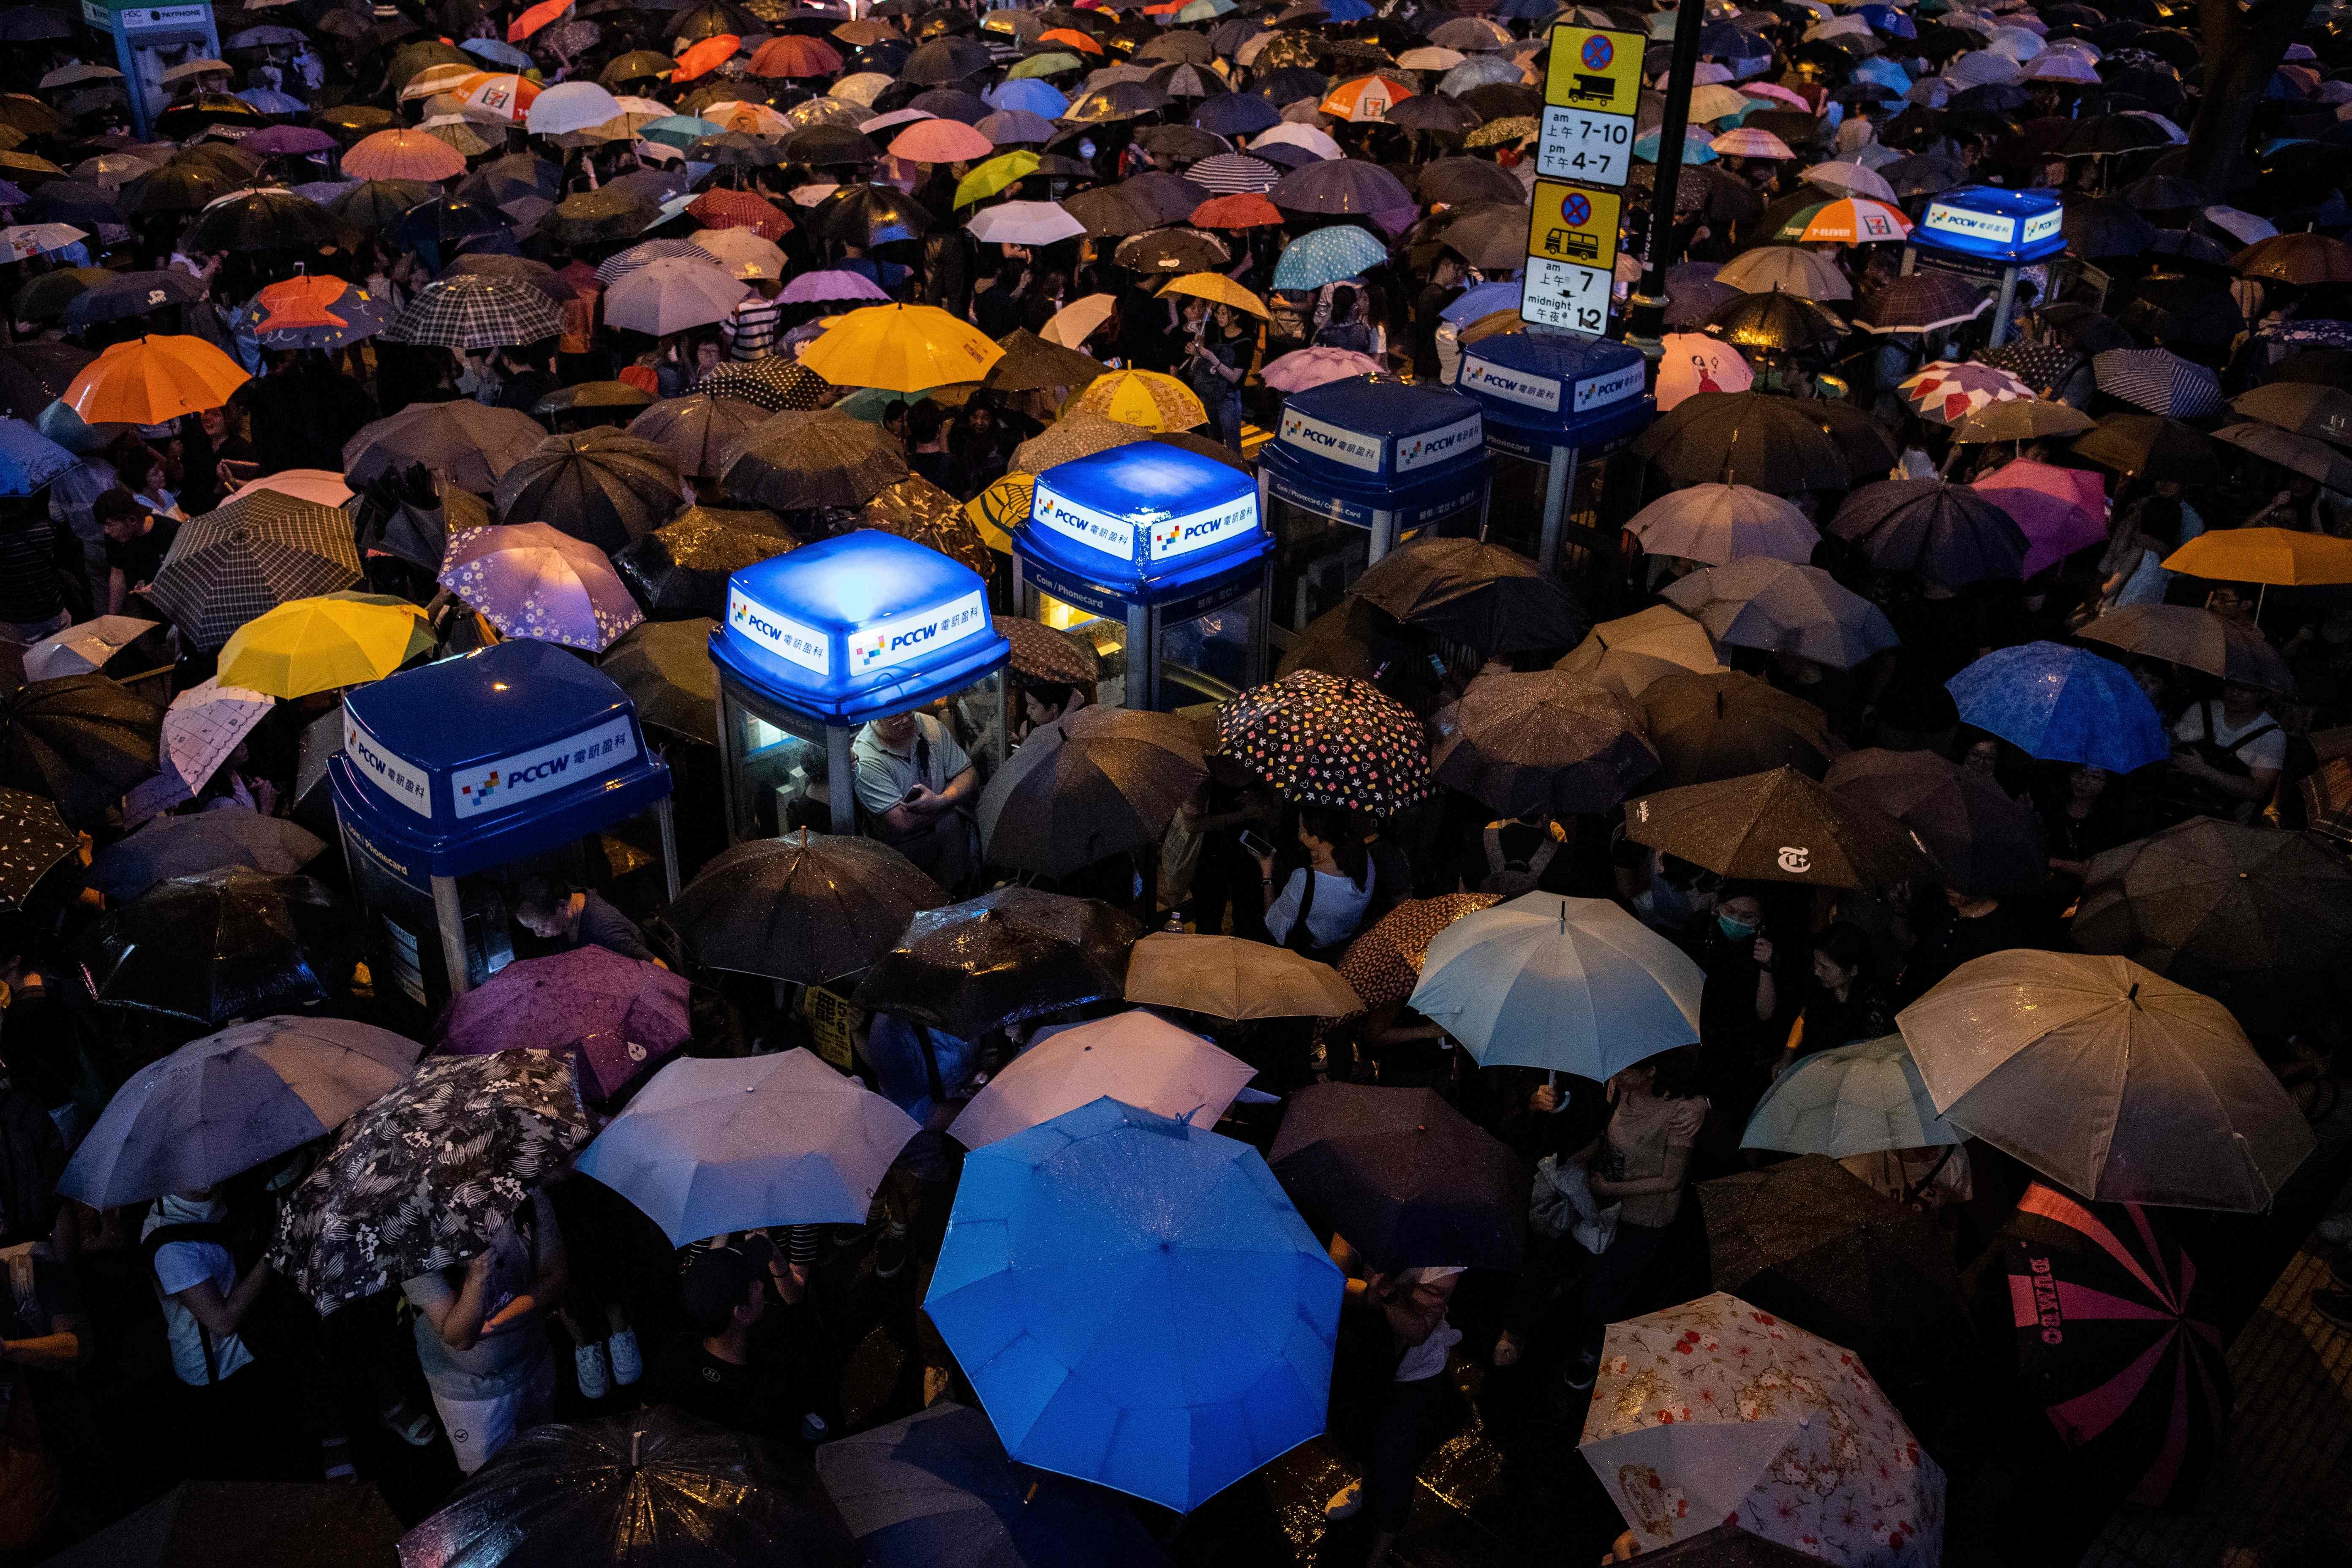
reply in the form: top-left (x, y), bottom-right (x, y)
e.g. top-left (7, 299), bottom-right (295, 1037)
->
top-left (781, 268), bottom-right (891, 304)
top-left (441, 947), bottom-right (691, 1102)
top-left (243, 125), bottom-right (340, 158)
top-left (438, 522), bottom-right (645, 651)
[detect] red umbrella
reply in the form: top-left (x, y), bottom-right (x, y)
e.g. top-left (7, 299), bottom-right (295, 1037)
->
top-left (508, 0), bottom-right (571, 42)
top-left (1971, 459), bottom-right (2107, 577)
top-left (673, 34), bottom-right (740, 82)
top-left (748, 34), bottom-right (843, 77)
top-left (1190, 192), bottom-right (1283, 229)
top-left (687, 188), bottom-right (792, 240)
top-left (889, 117), bottom-right (994, 163)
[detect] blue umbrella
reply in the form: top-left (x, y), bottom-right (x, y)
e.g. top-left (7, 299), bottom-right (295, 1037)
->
top-left (1634, 128), bottom-right (1718, 164)
top-left (1946, 641), bottom-right (2170, 773)
top-left (924, 1097), bottom-right (1343, 1514)
top-left (1322, 0), bottom-right (1374, 17)
top-left (1852, 57), bottom-right (1914, 93)
top-left (1859, 4), bottom-right (1916, 37)
top-left (460, 36), bottom-right (533, 69)
top-left (1270, 223), bottom-right (1388, 290)
top-left (986, 78), bottom-right (1070, 119)
top-left (640, 114), bottom-right (720, 152)
top-left (0, 416), bottom-right (74, 497)
top-left (1441, 279), bottom-right (1522, 325)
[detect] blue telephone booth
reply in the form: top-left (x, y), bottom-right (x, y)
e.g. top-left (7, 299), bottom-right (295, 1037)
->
top-left (1456, 330), bottom-right (1655, 577)
top-left (1258, 378), bottom-right (1490, 638)
top-left (710, 529), bottom-right (1011, 844)
top-left (1902, 185), bottom-right (2065, 348)
top-left (1008, 443), bottom-right (1273, 713)
top-left (83, 0), bottom-right (223, 142)
top-left (329, 640), bottom-right (676, 1005)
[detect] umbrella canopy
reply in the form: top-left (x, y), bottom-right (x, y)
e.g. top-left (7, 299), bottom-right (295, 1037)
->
top-left (147, 490), bottom-right (363, 652)
top-left (382, 276), bottom-right (566, 351)
top-left (999, 616), bottom-right (1100, 686)
top-left (977, 706), bottom-right (1204, 877)
top-left (1408, 893), bottom-right (1704, 1076)
top-left (721, 408), bottom-right (909, 510)
top-left (1123, 932), bottom-right (1357, 1020)
top-left (625, 395), bottom-right (768, 484)
top-left (1824, 748), bottom-right (2044, 897)
top-left (1064, 368), bottom-right (1207, 432)
top-left (59, 1016), bottom-right (422, 1208)
top-left (1630, 393), bottom-right (1849, 493)
top-left (1898, 359), bottom-right (2034, 426)
top-left (1716, 245), bottom-right (1852, 300)
top-left (218, 593), bottom-right (433, 698)
top-left (1555, 605), bottom-right (1723, 701)
top-left (1270, 1081), bottom-right (1523, 1271)
top-left (1948, 398), bottom-right (2099, 446)
top-left (1215, 670), bottom-right (1431, 813)
top-left (1431, 669), bottom-right (1657, 818)
top-left (61, 335), bottom-right (249, 425)
top-left (984, 330), bottom-right (1104, 395)
top-left (668, 829), bottom-right (946, 983)
top-left (802, 302), bottom-right (1003, 393)
top-left (2213, 419), bottom-right (2352, 492)
top-left (442, 947), bottom-right (689, 1103)
top-left (2068, 414), bottom-right (2219, 487)
top-left (21, 614), bottom-right (156, 681)
top-left (2091, 347), bottom-right (2222, 420)
top-left (1627, 765), bottom-right (1932, 890)
top-left (344, 127), bottom-right (467, 182)
top-left (2077, 604), bottom-right (2294, 694)
top-left (1742, 1033), bottom-right (1958, 1160)
top-left (78, 870), bottom-right (352, 1026)
top-left (0, 674), bottom-right (162, 829)
top-left (40, 1481), bottom-right (406, 1568)
top-left (924, 1097), bottom-right (1342, 1514)
top-left (2162, 525), bottom-right (2352, 587)
top-left (87, 810), bottom-right (324, 902)
top-left (1994, 1183), bottom-right (2229, 1507)
top-left (1946, 641), bottom-right (2167, 773)
top-left (440, 522), bottom-right (644, 652)
top-left (1969, 459), bottom-right (2107, 577)
top-left (1661, 558), bottom-right (1897, 669)
top-left (1582, 1291), bottom-right (1944, 1564)
top-left (493, 428), bottom-right (683, 556)
top-left (614, 505), bottom-right (797, 619)
top-left (850, 887), bottom-right (1141, 1038)
top-left (1637, 669), bottom-right (1834, 789)
top-left (1829, 478), bottom-right (2029, 586)
top-left (602, 256), bottom-right (750, 336)
top-left (576, 1049), bottom-right (917, 1245)
top-left (2227, 380), bottom-right (2352, 447)
top-left (343, 400), bottom-right (548, 495)
top-left (1349, 536), bottom-right (1584, 654)
top-left (1897, 950), bottom-right (2314, 1211)
top-left (0, 787), bottom-right (78, 911)
top-left (950, 1010), bottom-right (1256, 1150)
top-left (1260, 346), bottom-right (1381, 392)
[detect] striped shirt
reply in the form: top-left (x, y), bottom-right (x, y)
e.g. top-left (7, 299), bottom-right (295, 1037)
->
top-left (722, 297), bottom-right (784, 361)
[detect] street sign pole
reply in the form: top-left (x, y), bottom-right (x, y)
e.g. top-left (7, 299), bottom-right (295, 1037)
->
top-left (1622, 0), bottom-right (1710, 354)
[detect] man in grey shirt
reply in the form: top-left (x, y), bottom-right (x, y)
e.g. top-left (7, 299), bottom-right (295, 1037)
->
top-left (852, 709), bottom-right (979, 884)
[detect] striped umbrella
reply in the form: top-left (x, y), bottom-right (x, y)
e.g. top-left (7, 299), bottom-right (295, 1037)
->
top-left (148, 490), bottom-right (363, 650)
top-left (1777, 196), bottom-right (1911, 244)
top-left (2090, 347), bottom-right (2222, 419)
top-left (596, 238), bottom-right (717, 286)
top-left (1186, 152), bottom-right (1280, 193)
top-left (448, 71), bottom-right (540, 123)
top-left (1709, 125), bottom-right (1795, 159)
top-left (1319, 74), bottom-right (1415, 122)
top-left (1898, 359), bottom-right (2034, 426)
top-left (381, 275), bottom-right (564, 351)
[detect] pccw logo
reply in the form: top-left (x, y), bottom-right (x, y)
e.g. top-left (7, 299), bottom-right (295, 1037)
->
top-left (1153, 519), bottom-right (1184, 551)
top-left (460, 770), bottom-right (502, 806)
top-left (853, 629), bottom-right (892, 670)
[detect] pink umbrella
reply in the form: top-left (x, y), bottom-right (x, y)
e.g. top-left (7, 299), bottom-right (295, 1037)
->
top-left (228, 468), bottom-right (353, 508)
top-left (781, 269), bottom-right (892, 304)
top-left (437, 522), bottom-right (644, 652)
top-left (1972, 460), bottom-right (2109, 577)
top-left (890, 117), bottom-right (994, 163)
top-left (1710, 126), bottom-right (1796, 159)
top-left (1655, 332), bottom-right (1753, 411)
top-left (441, 947), bottom-right (691, 1102)
top-left (1742, 82), bottom-right (1813, 111)
top-left (1263, 346), bottom-right (1382, 392)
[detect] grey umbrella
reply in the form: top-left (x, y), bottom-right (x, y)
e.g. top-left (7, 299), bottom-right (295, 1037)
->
top-left (58, 1015), bottom-right (423, 1207)
top-left (977, 707), bottom-right (1206, 878)
top-left (88, 808), bottom-right (325, 902)
top-left (1431, 668), bottom-right (1658, 817)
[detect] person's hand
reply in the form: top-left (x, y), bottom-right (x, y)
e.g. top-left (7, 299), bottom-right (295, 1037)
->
top-left (1751, 936), bottom-right (1774, 966)
top-left (465, 1249), bottom-right (496, 1282)
top-left (1528, 1082), bottom-right (1559, 1114)
top-left (900, 784), bottom-right (935, 811)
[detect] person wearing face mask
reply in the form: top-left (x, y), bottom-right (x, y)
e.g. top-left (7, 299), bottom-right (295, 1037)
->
top-left (1690, 886), bottom-right (1788, 1141)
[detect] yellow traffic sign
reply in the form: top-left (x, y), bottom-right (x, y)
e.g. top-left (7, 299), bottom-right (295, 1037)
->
top-left (1543, 24), bottom-right (1644, 120)
top-left (1528, 179), bottom-right (1622, 272)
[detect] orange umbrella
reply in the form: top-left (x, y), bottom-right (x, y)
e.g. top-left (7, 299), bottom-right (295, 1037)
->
top-left (1190, 192), bottom-right (1283, 229)
top-left (508, 0), bottom-right (571, 41)
top-left (63, 335), bottom-right (249, 424)
top-left (450, 71), bottom-right (540, 122)
top-left (251, 275), bottom-right (355, 330)
top-left (672, 35), bottom-right (740, 82)
top-left (748, 34), bottom-right (843, 77)
top-left (1319, 75), bottom-right (1416, 123)
top-left (1037, 27), bottom-right (1105, 54)
top-left (342, 127), bottom-right (466, 182)
top-left (889, 117), bottom-right (993, 163)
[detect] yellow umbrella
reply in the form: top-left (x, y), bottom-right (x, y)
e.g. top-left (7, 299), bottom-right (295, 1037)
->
top-left (217, 592), bottom-right (434, 699)
top-left (799, 303), bottom-right (1004, 394)
top-left (1157, 272), bottom-right (1269, 318)
top-left (2163, 526), bottom-right (2352, 586)
top-left (966, 471), bottom-right (1034, 553)
top-left (61, 335), bottom-right (249, 425)
top-left (1062, 368), bottom-right (1207, 432)
top-left (956, 150), bottom-right (1039, 208)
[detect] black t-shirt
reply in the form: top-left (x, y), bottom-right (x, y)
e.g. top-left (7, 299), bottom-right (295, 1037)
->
top-left (647, 1333), bottom-right (792, 1437)
top-left (1902, 901), bottom-right (2033, 1002)
top-left (105, 514), bottom-right (178, 590)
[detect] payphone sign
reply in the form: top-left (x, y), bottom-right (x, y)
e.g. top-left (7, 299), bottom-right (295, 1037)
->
top-left (83, 3), bottom-right (213, 27)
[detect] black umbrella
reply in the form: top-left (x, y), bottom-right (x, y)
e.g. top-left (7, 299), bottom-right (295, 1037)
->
top-left (1270, 1081), bottom-right (1524, 1271)
top-left (77, 870), bottom-right (355, 1026)
top-left (1431, 669), bottom-right (1657, 818)
top-left (1112, 226), bottom-right (1230, 274)
top-left (720, 409), bottom-right (909, 511)
top-left (493, 430), bottom-right (683, 556)
top-left (38, 1481), bottom-right (403, 1568)
top-left (25, 179), bottom-right (121, 231)
top-left (62, 269), bottom-right (208, 331)
top-left (624, 394), bottom-right (766, 483)
top-left (598, 618), bottom-right (717, 746)
top-left (903, 34), bottom-right (994, 82)
top-left (1626, 765), bottom-right (1932, 888)
top-left (817, 182), bottom-right (934, 245)
top-left (1808, 400), bottom-right (1901, 477)
top-left (1350, 536), bottom-right (1585, 656)
top-left (2115, 276), bottom-right (2244, 351)
top-left (976, 707), bottom-right (1206, 878)
top-left (1194, 92), bottom-right (1282, 136)
top-left (1705, 289), bottom-right (1846, 356)
top-left (613, 505), bottom-right (797, 619)
top-left (1063, 173), bottom-right (1209, 236)
top-left (689, 130), bottom-right (790, 168)
top-left (984, 329), bottom-right (1106, 395)
top-left (457, 153), bottom-right (564, 209)
top-left (1274, 597), bottom-right (1424, 696)
top-left (87, 811), bottom-right (324, 903)
top-left (342, 400), bottom-right (547, 496)
top-left (1635, 670), bottom-right (1833, 789)
top-left (1413, 155), bottom-right (1521, 207)
top-left (1824, 747), bottom-right (2046, 896)
top-left (2077, 603), bottom-right (2295, 693)
top-left (0, 675), bottom-right (161, 830)
top-left (329, 178), bottom-right (439, 230)
top-left (0, 340), bottom-right (93, 420)
top-left (1827, 477), bottom-right (2030, 586)
top-left (185, 188), bottom-right (350, 253)
top-left (2069, 413), bottom-right (2221, 488)
top-left (1631, 392), bottom-right (1851, 493)
top-left (0, 786), bottom-right (79, 915)
top-left (779, 124), bottom-right (881, 168)
top-left (1698, 1155), bottom-right (1972, 1405)
top-left (2062, 196), bottom-right (2157, 259)
top-left (547, 188), bottom-right (656, 245)
top-left (2228, 380), bottom-right (2352, 447)
top-left (668, 828), bottom-right (948, 983)
top-left (121, 161), bottom-right (235, 217)
top-left (850, 887), bottom-right (1141, 1038)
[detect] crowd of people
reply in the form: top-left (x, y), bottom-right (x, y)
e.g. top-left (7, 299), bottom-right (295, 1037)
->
top-left (0, 0), bottom-right (2348, 1563)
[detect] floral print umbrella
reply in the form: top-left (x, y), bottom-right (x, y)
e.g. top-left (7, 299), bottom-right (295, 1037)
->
top-left (271, 1050), bottom-right (593, 1314)
top-left (1897, 359), bottom-right (2034, 426)
top-left (439, 522), bottom-right (645, 652)
top-left (1215, 670), bottom-right (1433, 813)
top-left (1581, 1291), bottom-right (1945, 1566)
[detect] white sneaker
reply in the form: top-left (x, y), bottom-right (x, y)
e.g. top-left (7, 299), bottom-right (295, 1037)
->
top-left (606, 1328), bottom-right (642, 1387)
top-left (1324, 1481), bottom-right (1364, 1522)
top-left (575, 1339), bottom-right (612, 1401)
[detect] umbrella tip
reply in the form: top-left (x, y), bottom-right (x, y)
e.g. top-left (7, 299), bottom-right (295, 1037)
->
top-left (630, 1429), bottom-right (643, 1467)
top-left (2126, 981), bottom-right (2141, 1008)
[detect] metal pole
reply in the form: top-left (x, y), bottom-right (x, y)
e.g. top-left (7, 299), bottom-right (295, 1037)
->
top-left (430, 874), bottom-right (472, 999)
top-left (827, 725), bottom-right (855, 838)
top-left (652, 797), bottom-right (681, 900)
top-left (1987, 267), bottom-right (2021, 348)
top-left (714, 685), bottom-right (742, 843)
top-left (1537, 444), bottom-right (1577, 577)
top-left (1127, 602), bottom-right (1154, 712)
top-left (1621, 0), bottom-right (1710, 350)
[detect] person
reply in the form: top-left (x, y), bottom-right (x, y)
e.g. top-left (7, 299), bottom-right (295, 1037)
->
top-left (1561, 1048), bottom-right (1709, 1390)
top-left (141, 1189), bottom-right (275, 1474)
top-left (1013, 679), bottom-right (1086, 743)
top-left (1902, 885), bottom-right (2032, 1000)
top-left (93, 488), bottom-right (177, 617)
top-left (490, 343), bottom-right (558, 414)
top-left (512, 874), bottom-right (659, 965)
top-left (1179, 299), bottom-right (1248, 452)
top-left (236, 351), bottom-right (378, 475)
top-left (1315, 285), bottom-right (1377, 354)
top-left (2167, 681), bottom-right (2287, 821)
top-left (852, 708), bottom-right (980, 883)
top-left (721, 277), bottom-right (786, 361)
top-left (1776, 921), bottom-right (1896, 1074)
top-left (0, 1228), bottom-right (81, 1553)
top-left (2038, 763), bottom-right (2131, 896)
top-left (1412, 250), bottom-right (1469, 381)
top-left (401, 1190), bottom-right (566, 1475)
top-left (647, 1239), bottom-right (797, 1437)
top-left (1256, 805), bottom-right (1378, 961)
top-left (2090, 484), bottom-right (2181, 614)
top-left (903, 400), bottom-right (953, 490)
top-left (1323, 1251), bottom-right (1463, 1567)
top-left (0, 499), bottom-right (83, 650)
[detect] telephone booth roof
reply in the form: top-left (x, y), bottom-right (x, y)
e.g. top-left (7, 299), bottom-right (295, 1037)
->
top-left (710, 528), bottom-right (1010, 726)
top-left (1264, 378), bottom-right (1488, 486)
top-left (330, 639), bottom-right (670, 879)
top-left (1911, 184), bottom-right (2066, 264)
top-left (1012, 442), bottom-right (1271, 606)
top-left (1456, 330), bottom-right (1655, 450)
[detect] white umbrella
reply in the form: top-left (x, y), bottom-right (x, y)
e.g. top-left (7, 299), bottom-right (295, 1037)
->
top-left (831, 72), bottom-right (895, 106)
top-left (24, 615), bottom-right (156, 681)
top-left (161, 676), bottom-right (277, 796)
top-left (1801, 159), bottom-right (1898, 201)
top-left (1040, 292), bottom-right (1117, 348)
top-left (1741, 1033), bottom-right (1958, 1157)
top-left (1625, 484), bottom-right (1820, 566)
top-left (227, 468), bottom-right (353, 508)
top-left (603, 255), bottom-right (752, 335)
top-left (1407, 894), bottom-right (1704, 1078)
top-left (1396, 46), bottom-right (1464, 71)
top-left (2023, 51), bottom-right (2099, 84)
top-left (1252, 122), bottom-right (1342, 161)
top-left (525, 79), bottom-right (623, 135)
top-left (967, 199), bottom-right (1087, 245)
top-left (2202, 204), bottom-right (2277, 245)
top-left (691, 227), bottom-right (786, 281)
top-left (2, 224), bottom-right (86, 261)
top-left (948, 1011), bottom-right (1258, 1150)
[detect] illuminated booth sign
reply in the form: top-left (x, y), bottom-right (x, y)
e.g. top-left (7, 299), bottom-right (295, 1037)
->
top-left (1456, 329), bottom-right (1655, 574)
top-left (1912, 185), bottom-right (2067, 265)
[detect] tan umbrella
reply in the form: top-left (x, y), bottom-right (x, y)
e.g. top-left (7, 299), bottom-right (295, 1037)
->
top-left (1715, 244), bottom-right (1853, 301)
top-left (1125, 932), bottom-right (1359, 1020)
top-left (1554, 604), bottom-right (1723, 700)
top-left (1010, 414), bottom-right (1150, 473)
top-left (1895, 950), bottom-right (2315, 1211)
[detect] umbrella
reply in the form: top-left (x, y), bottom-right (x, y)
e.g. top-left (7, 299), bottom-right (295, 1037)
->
top-left (382, 276), bottom-right (566, 351)
top-left (147, 490), bottom-right (364, 651)
top-left (802, 303), bottom-right (1003, 393)
top-left (20, 615), bottom-right (155, 681)
top-left (924, 1097), bottom-right (1341, 1513)
top-left (1119, 229), bottom-right (1234, 277)
top-left (2162, 526), bottom-right (2352, 588)
top-left (602, 257), bottom-right (749, 337)
top-left (850, 887), bottom-right (1141, 1038)
top-left (575, 1048), bottom-right (915, 1244)
top-left (1189, 155), bottom-right (1282, 198)
top-left (1947, 398), bottom-right (2098, 446)
top-left (0, 787), bottom-right (78, 912)
top-left (1349, 536), bottom-right (1584, 654)
top-left (1661, 559), bottom-right (1897, 669)
top-left (698, 357), bottom-right (834, 414)
top-left (2078, 604), bottom-right (2294, 694)
top-left (1270, 1081), bottom-right (1522, 1271)
top-left (996, 619), bottom-right (1097, 691)
top-left (1631, 394), bottom-right (1849, 493)
top-left (623, 396), bottom-right (766, 485)
top-left (1947, 641), bottom-right (2166, 773)
top-left (1715, 245), bottom-right (1852, 301)
top-left (1063, 369), bottom-right (1206, 432)
top-left (1431, 669), bottom-right (1656, 817)
top-left (1260, 346), bottom-right (1381, 392)
top-left (720, 410), bottom-right (909, 511)
top-left (817, 1402), bottom-right (1171, 1568)
top-left (1697, 1154), bottom-right (1971, 1401)
top-left (1637, 670), bottom-right (1834, 788)
top-left (0, 343), bottom-right (95, 421)
top-left (87, 810), bottom-right (323, 902)
top-left (61, 270), bottom-right (205, 331)
top-left (2067, 414), bottom-right (2218, 487)
top-left (78, 870), bottom-right (353, 1026)
top-left (58, 1016), bottom-right (422, 1208)
top-left (343, 127), bottom-right (467, 182)
top-left (440, 522), bottom-right (644, 653)
top-left (1408, 893), bottom-right (1704, 1077)
top-left (1993, 1183), bottom-right (2230, 1507)
top-left (129, 676), bottom-right (275, 814)
top-left (668, 829), bottom-right (946, 983)
top-left (1626, 765), bottom-right (1932, 889)
top-left (0, 674), bottom-right (162, 828)
top-left (1268, 223), bottom-right (1390, 290)
top-left (1897, 360), bottom-right (2034, 427)
top-left (60, 335), bottom-right (249, 426)
top-left (181, 189), bottom-right (348, 255)
top-left (1897, 950), bottom-right (2314, 1211)
top-left (687, 188), bottom-right (793, 242)
top-left (1741, 1033), bottom-right (1958, 1159)
top-left (2232, 231), bottom-right (2352, 285)
top-left (493, 429), bottom-right (682, 557)
top-left (1581, 1292), bottom-right (1944, 1563)
top-left (39, 1481), bottom-right (405, 1568)
top-left (1823, 747), bottom-right (2045, 897)
top-left (399, 1407), bottom-right (855, 1565)
top-left (976, 707), bottom-right (1204, 878)
top-left (1214, 670), bottom-right (1432, 813)
top-left (615, 505), bottom-right (796, 618)
top-left (968, 201), bottom-right (1087, 246)
top-left (1853, 271), bottom-right (1992, 336)
top-left (343, 402), bottom-right (547, 497)
top-left (2228, 381), bottom-right (2352, 448)
top-left (950, 1010), bottom-right (1256, 1150)
top-left (1828, 478), bottom-right (2028, 586)
top-left (1123, 931), bottom-right (1357, 1020)
top-left (1555, 606), bottom-right (1723, 701)
top-left (1970, 460), bottom-right (2107, 577)
top-left (2213, 420), bottom-right (2352, 492)
top-left (2089, 347), bottom-right (2221, 420)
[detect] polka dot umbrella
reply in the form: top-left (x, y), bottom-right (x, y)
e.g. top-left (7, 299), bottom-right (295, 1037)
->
top-left (1215, 669), bottom-right (1434, 812)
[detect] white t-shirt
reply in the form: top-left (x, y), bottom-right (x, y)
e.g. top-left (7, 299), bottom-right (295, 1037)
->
top-left (1264, 866), bottom-right (1375, 950)
top-left (2173, 703), bottom-right (2287, 773)
top-left (144, 1195), bottom-right (255, 1387)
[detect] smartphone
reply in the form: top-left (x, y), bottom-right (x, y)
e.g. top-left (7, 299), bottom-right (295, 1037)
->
top-left (1239, 829), bottom-right (1274, 860)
